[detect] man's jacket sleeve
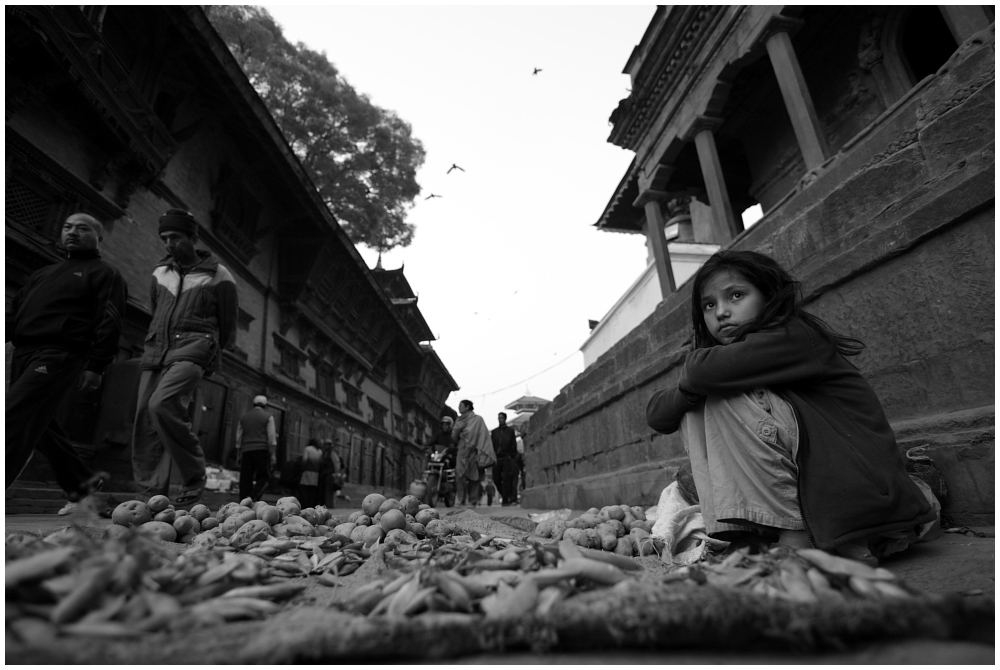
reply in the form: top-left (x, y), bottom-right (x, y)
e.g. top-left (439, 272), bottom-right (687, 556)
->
top-left (86, 268), bottom-right (128, 373)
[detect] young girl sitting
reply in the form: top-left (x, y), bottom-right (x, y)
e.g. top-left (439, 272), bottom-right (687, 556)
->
top-left (646, 250), bottom-right (936, 565)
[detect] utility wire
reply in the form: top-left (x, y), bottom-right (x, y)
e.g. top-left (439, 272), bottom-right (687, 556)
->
top-left (462, 350), bottom-right (580, 400)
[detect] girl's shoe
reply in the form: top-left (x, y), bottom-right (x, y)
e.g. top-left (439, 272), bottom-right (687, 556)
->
top-left (834, 541), bottom-right (879, 567)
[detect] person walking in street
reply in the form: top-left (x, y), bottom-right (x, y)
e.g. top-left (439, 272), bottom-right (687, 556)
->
top-left (132, 209), bottom-right (238, 507)
top-left (235, 395), bottom-right (277, 501)
top-left (6, 213), bottom-right (127, 515)
top-left (490, 412), bottom-right (518, 506)
top-left (297, 438), bottom-right (324, 508)
top-left (452, 400), bottom-right (495, 507)
top-left (321, 440), bottom-right (347, 507)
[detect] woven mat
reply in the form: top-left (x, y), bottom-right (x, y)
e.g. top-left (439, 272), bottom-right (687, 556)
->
top-left (7, 514), bottom-right (994, 663)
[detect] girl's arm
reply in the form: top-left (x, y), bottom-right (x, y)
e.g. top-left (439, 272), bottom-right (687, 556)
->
top-left (646, 383), bottom-right (703, 435)
top-left (681, 320), bottom-right (830, 396)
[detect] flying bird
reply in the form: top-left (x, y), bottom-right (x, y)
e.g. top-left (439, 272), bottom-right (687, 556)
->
top-left (425, 193), bottom-right (443, 200)
top-left (447, 164), bottom-right (465, 174)
top-left (533, 68), bottom-right (543, 75)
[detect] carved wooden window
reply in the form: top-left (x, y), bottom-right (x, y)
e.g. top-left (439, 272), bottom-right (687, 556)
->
top-left (344, 384), bottom-right (363, 414)
top-left (272, 334), bottom-right (306, 384)
top-left (369, 400), bottom-right (388, 430)
top-left (393, 414), bottom-right (404, 436)
top-left (211, 164), bottom-right (260, 262)
top-left (315, 364), bottom-right (338, 404)
top-left (5, 176), bottom-right (64, 238)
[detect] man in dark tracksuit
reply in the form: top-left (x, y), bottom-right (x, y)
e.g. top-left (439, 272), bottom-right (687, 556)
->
top-left (5, 213), bottom-right (127, 511)
top-left (132, 209), bottom-right (238, 505)
top-left (490, 412), bottom-right (519, 506)
top-left (235, 395), bottom-right (277, 501)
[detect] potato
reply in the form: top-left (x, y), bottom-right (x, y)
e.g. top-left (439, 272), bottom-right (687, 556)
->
top-left (362, 525), bottom-right (385, 547)
top-left (605, 519), bottom-right (626, 537)
top-left (565, 517), bottom-right (588, 530)
top-left (256, 505), bottom-right (281, 525)
top-left (334, 522), bottom-right (357, 538)
top-left (399, 495), bottom-right (421, 516)
top-left (535, 520), bottom-right (554, 539)
top-left (614, 536), bottom-right (634, 557)
top-left (173, 515), bottom-right (200, 536)
top-left (598, 507), bottom-right (611, 522)
top-left (584, 528), bottom-right (602, 549)
top-left (373, 512), bottom-right (382, 524)
top-left (137, 521), bottom-right (177, 542)
top-left (240, 497), bottom-right (254, 507)
top-left (298, 508), bottom-right (319, 526)
top-left (606, 506), bottom-right (625, 522)
top-left (273, 515), bottom-right (314, 537)
top-left (415, 509), bottom-right (439, 525)
top-left (313, 505), bottom-right (330, 525)
top-left (276, 497), bottom-right (302, 518)
top-left (217, 503), bottom-right (251, 522)
top-left (383, 528), bottom-right (412, 550)
top-left (348, 511), bottom-right (362, 523)
top-left (409, 522), bottom-right (426, 538)
top-left (562, 528), bottom-right (589, 548)
top-left (177, 532), bottom-right (197, 544)
top-left (220, 514), bottom-right (246, 537)
top-left (586, 507), bottom-right (600, 516)
top-left (147, 495), bottom-right (170, 514)
top-left (380, 509), bottom-right (406, 533)
top-left (231, 520), bottom-right (272, 549)
top-left (362, 493), bottom-right (386, 517)
top-left (200, 516), bottom-right (220, 530)
top-left (153, 509), bottom-right (176, 524)
top-left (252, 500), bottom-right (269, 511)
top-left (190, 530), bottom-right (220, 548)
top-left (356, 514), bottom-right (372, 527)
top-left (188, 504), bottom-right (211, 522)
top-left (578, 514), bottom-right (601, 529)
top-left (596, 523), bottom-right (619, 551)
top-left (417, 504), bottom-right (430, 511)
top-left (350, 525), bottom-right (367, 542)
top-left (111, 501), bottom-right (152, 528)
top-left (174, 509), bottom-right (189, 518)
top-left (630, 506), bottom-right (647, 522)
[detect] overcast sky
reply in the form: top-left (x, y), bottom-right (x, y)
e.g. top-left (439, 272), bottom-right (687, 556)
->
top-left (264, 4), bottom-right (658, 426)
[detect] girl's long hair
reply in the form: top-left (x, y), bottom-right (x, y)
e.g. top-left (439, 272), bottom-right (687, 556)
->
top-left (690, 250), bottom-right (865, 356)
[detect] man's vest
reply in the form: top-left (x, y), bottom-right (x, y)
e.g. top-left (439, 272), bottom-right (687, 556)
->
top-left (239, 406), bottom-right (271, 452)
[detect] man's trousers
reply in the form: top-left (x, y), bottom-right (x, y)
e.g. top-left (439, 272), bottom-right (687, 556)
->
top-left (5, 348), bottom-right (94, 496)
top-left (132, 361), bottom-right (206, 496)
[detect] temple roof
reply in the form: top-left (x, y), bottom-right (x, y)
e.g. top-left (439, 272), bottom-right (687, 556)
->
top-left (593, 159), bottom-right (643, 234)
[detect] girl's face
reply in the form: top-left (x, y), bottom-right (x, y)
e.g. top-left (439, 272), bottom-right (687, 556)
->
top-left (700, 269), bottom-right (766, 345)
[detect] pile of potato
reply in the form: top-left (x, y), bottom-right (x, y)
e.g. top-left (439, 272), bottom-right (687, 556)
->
top-left (106, 492), bottom-right (453, 550)
top-left (533, 504), bottom-right (665, 558)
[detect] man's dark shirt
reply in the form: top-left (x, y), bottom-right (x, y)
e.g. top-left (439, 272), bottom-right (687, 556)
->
top-left (491, 425), bottom-right (518, 460)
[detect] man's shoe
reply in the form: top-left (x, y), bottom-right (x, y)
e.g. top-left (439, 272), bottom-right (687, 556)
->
top-left (57, 502), bottom-right (79, 516)
top-left (66, 471), bottom-right (110, 503)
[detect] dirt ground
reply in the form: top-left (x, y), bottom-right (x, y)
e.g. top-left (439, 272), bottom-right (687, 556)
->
top-left (5, 506), bottom-right (994, 663)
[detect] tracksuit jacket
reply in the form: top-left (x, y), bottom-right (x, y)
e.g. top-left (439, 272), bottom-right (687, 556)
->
top-left (140, 250), bottom-right (238, 374)
top-left (645, 318), bottom-right (935, 550)
top-left (9, 248), bottom-right (127, 373)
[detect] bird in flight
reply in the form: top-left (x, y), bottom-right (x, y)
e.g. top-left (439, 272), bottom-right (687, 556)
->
top-left (425, 193), bottom-right (443, 200)
top-left (447, 164), bottom-right (465, 174)
top-left (533, 67), bottom-right (543, 76)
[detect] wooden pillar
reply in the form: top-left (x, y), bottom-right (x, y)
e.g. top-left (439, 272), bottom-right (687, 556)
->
top-left (634, 189), bottom-right (676, 299)
top-left (687, 118), bottom-right (739, 243)
top-left (763, 27), bottom-right (828, 171)
top-left (938, 5), bottom-right (992, 44)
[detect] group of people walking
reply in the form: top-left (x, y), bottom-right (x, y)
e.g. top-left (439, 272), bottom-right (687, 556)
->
top-left (7, 209), bottom-right (237, 512)
top-left (428, 400), bottom-right (525, 507)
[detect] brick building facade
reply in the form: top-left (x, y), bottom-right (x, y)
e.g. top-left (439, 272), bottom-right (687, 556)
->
top-left (6, 6), bottom-right (458, 509)
top-left (523, 6), bottom-right (994, 526)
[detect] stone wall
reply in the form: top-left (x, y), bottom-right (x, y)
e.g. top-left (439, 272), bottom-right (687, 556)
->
top-left (523, 30), bottom-right (995, 526)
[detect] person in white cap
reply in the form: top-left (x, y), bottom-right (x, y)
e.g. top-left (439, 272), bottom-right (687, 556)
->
top-left (235, 395), bottom-right (277, 500)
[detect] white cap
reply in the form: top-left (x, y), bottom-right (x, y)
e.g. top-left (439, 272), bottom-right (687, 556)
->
top-left (253, 395), bottom-right (268, 407)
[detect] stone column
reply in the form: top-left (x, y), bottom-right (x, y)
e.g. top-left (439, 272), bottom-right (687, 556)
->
top-left (634, 189), bottom-right (676, 299)
top-left (685, 116), bottom-right (740, 243)
top-left (760, 20), bottom-right (829, 171)
top-left (937, 5), bottom-right (992, 44)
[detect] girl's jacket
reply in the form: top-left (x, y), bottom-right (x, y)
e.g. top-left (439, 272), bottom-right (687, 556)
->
top-left (645, 318), bottom-right (935, 550)
top-left (141, 250), bottom-right (238, 373)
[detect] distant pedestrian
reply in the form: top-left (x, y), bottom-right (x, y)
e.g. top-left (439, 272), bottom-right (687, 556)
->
top-left (132, 209), bottom-right (238, 507)
top-left (452, 400), bottom-right (495, 506)
top-left (483, 473), bottom-right (496, 506)
top-left (235, 395), bottom-right (277, 501)
top-left (5, 213), bottom-right (127, 514)
top-left (490, 412), bottom-right (518, 506)
top-left (297, 439), bottom-right (324, 508)
top-left (321, 440), bottom-right (347, 507)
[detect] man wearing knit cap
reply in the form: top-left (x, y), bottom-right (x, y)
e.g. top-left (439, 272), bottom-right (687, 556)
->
top-left (6, 213), bottom-right (127, 514)
top-left (132, 208), bottom-right (238, 506)
top-left (235, 395), bottom-right (278, 501)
